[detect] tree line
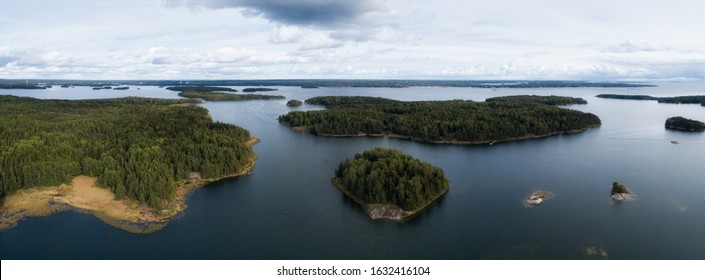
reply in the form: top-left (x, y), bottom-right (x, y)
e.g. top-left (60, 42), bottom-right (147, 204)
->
top-left (177, 91), bottom-right (285, 101)
top-left (597, 94), bottom-right (705, 106)
top-left (278, 95), bottom-right (601, 144)
top-left (333, 148), bottom-right (449, 211)
top-left (0, 96), bottom-right (256, 209)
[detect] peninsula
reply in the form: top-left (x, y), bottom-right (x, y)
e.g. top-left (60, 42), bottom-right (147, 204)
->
top-left (0, 96), bottom-right (259, 233)
top-left (332, 148), bottom-right (449, 221)
top-left (278, 95), bottom-right (601, 144)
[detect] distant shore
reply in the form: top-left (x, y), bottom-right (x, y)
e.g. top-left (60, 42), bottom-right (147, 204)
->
top-left (0, 137), bottom-right (260, 234)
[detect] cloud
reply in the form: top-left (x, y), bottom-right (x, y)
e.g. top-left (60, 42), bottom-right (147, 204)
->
top-left (604, 41), bottom-right (667, 53)
top-left (269, 25), bottom-right (305, 44)
top-left (163, 0), bottom-right (379, 27)
top-left (297, 35), bottom-right (344, 51)
top-left (0, 47), bottom-right (73, 67)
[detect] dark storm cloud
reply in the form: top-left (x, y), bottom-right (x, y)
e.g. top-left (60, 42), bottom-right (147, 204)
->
top-left (164, 0), bottom-right (378, 27)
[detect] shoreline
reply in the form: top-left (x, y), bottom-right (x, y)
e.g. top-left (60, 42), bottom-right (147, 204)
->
top-left (288, 125), bottom-right (600, 145)
top-left (331, 178), bottom-right (449, 221)
top-left (0, 137), bottom-right (260, 234)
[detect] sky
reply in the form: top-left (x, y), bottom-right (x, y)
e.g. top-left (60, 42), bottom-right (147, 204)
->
top-left (1, 0), bottom-right (704, 81)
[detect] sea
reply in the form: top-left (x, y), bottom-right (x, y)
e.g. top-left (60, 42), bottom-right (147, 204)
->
top-left (1, 83), bottom-right (703, 259)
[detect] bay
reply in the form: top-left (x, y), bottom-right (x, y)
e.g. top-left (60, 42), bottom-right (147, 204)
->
top-left (1, 83), bottom-right (703, 259)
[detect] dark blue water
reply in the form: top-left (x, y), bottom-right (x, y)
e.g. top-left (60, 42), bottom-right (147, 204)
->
top-left (1, 84), bottom-right (704, 259)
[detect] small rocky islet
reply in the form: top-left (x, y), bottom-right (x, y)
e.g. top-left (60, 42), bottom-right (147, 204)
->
top-left (610, 182), bottom-right (633, 201)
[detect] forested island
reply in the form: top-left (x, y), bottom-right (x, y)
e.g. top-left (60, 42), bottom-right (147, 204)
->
top-left (0, 95), bottom-right (259, 232)
top-left (242, 87), bottom-right (278, 92)
top-left (177, 90), bottom-right (285, 101)
top-left (286, 99), bottom-right (303, 107)
top-left (278, 95), bottom-right (600, 144)
top-left (665, 116), bottom-right (705, 132)
top-left (332, 148), bottom-right (449, 220)
top-left (596, 94), bottom-right (705, 106)
top-left (166, 86), bottom-right (238, 92)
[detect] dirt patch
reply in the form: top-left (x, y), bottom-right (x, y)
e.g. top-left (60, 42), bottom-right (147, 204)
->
top-left (1, 176), bottom-right (161, 233)
top-left (0, 137), bottom-right (260, 233)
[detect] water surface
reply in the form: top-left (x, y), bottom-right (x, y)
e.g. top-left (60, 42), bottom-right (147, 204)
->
top-left (1, 83), bottom-right (703, 259)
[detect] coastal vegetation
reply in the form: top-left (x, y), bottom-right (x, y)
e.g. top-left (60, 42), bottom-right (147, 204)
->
top-left (167, 85), bottom-right (284, 101)
top-left (611, 182), bottom-right (633, 201)
top-left (665, 116), bottom-right (705, 132)
top-left (177, 90), bottom-right (285, 101)
top-left (596, 94), bottom-right (705, 106)
top-left (242, 87), bottom-right (278, 92)
top-left (278, 95), bottom-right (600, 144)
top-left (332, 148), bottom-right (449, 220)
top-left (286, 99), bottom-right (303, 107)
top-left (0, 95), bottom-right (259, 231)
top-left (166, 86), bottom-right (238, 92)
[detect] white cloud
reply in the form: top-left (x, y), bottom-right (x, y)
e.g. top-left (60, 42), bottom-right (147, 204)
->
top-left (1, 0), bottom-right (705, 80)
top-left (269, 25), bottom-right (305, 44)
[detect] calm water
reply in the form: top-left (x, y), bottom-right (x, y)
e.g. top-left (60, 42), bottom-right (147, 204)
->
top-left (1, 84), bottom-right (704, 259)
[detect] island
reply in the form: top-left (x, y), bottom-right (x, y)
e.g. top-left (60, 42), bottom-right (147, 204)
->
top-left (597, 94), bottom-right (705, 106)
top-left (0, 95), bottom-right (259, 233)
top-left (610, 182), bottom-right (633, 201)
top-left (113, 86), bottom-right (130, 90)
top-left (242, 87), bottom-right (278, 92)
top-left (165, 86), bottom-right (238, 92)
top-left (332, 148), bottom-right (449, 221)
top-left (286, 99), bottom-right (303, 107)
top-left (278, 95), bottom-right (601, 144)
top-left (526, 191), bottom-right (545, 205)
top-left (167, 85), bottom-right (284, 101)
top-left (177, 90), bottom-right (285, 101)
top-left (665, 116), bottom-right (705, 132)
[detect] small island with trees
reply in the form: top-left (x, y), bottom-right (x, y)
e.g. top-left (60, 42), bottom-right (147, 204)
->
top-left (278, 95), bottom-right (600, 144)
top-left (596, 94), bottom-right (705, 106)
top-left (286, 99), bottom-right (303, 107)
top-left (242, 87), bottom-right (278, 92)
top-left (0, 95), bottom-right (260, 233)
top-left (665, 116), bottom-right (705, 132)
top-left (332, 148), bottom-right (449, 221)
top-left (611, 182), bottom-right (633, 201)
top-left (168, 86), bottom-right (285, 101)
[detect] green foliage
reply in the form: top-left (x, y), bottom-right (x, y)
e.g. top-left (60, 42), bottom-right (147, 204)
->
top-left (596, 94), bottom-right (657, 100)
top-left (611, 182), bottom-right (630, 195)
top-left (485, 95), bottom-right (588, 105)
top-left (177, 91), bottom-right (285, 101)
top-left (306, 96), bottom-right (398, 106)
top-left (242, 88), bottom-right (278, 92)
top-left (286, 99), bottom-right (303, 107)
top-left (0, 95), bottom-right (255, 208)
top-left (597, 94), bottom-right (705, 106)
top-left (165, 86), bottom-right (238, 92)
top-left (658, 96), bottom-right (705, 105)
top-left (665, 116), bottom-right (705, 132)
top-left (279, 96), bottom-right (601, 143)
top-left (333, 148), bottom-right (449, 211)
